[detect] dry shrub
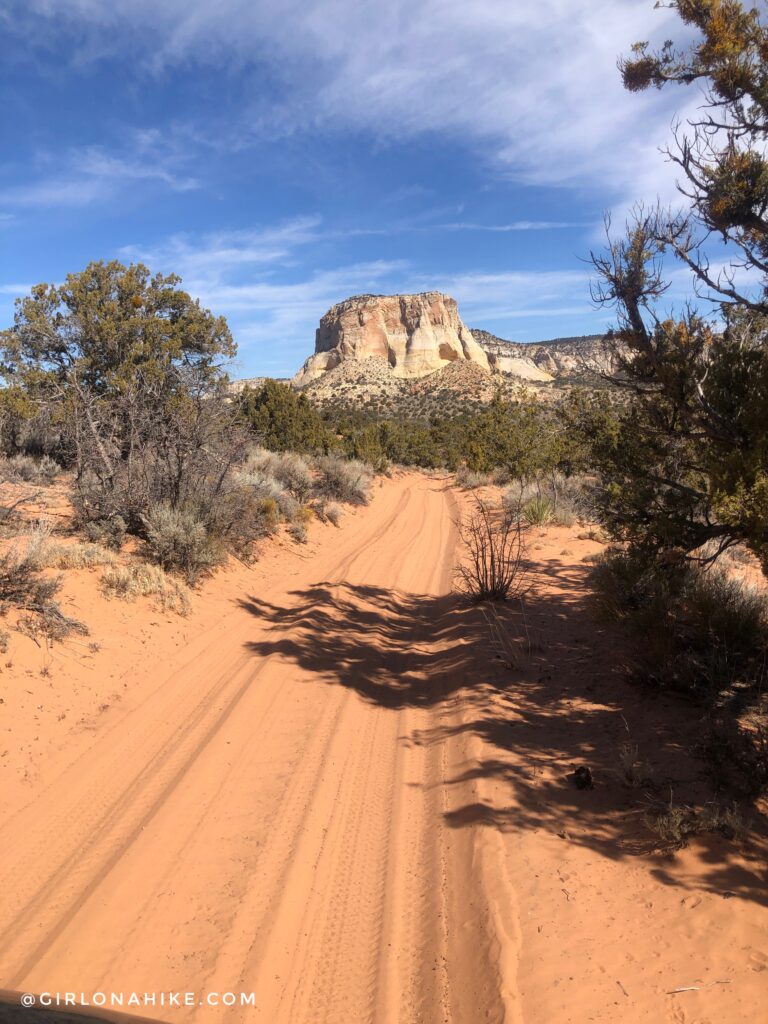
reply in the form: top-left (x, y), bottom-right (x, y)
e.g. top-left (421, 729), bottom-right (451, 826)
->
top-left (701, 714), bottom-right (768, 798)
top-left (616, 741), bottom-right (656, 789)
top-left (325, 502), bottom-right (342, 527)
top-left (241, 448), bottom-right (313, 500)
top-left (312, 500), bottom-right (343, 527)
top-left (455, 498), bottom-right (529, 602)
top-left (83, 516), bottom-right (127, 552)
top-left (288, 522), bottom-right (308, 544)
top-left (589, 547), bottom-right (767, 697)
top-left (0, 531), bottom-right (87, 639)
top-left (272, 452), bottom-right (313, 500)
top-left (101, 563), bottom-right (191, 616)
top-left (456, 467), bottom-right (492, 489)
top-left (237, 471), bottom-right (298, 521)
top-left (292, 504), bottom-right (314, 527)
top-left (645, 797), bottom-right (747, 850)
top-left (503, 473), bottom-right (596, 527)
top-left (0, 454), bottom-right (61, 485)
top-left (314, 455), bottom-right (373, 505)
top-left (40, 542), bottom-right (117, 570)
top-left (141, 504), bottom-right (224, 584)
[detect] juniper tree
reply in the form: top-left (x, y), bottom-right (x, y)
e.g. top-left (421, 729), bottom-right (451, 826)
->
top-left (1, 260), bottom-right (241, 525)
top-left (591, 0), bottom-right (768, 570)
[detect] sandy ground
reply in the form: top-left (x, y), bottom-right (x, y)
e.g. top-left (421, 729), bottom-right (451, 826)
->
top-left (0, 472), bottom-right (766, 1024)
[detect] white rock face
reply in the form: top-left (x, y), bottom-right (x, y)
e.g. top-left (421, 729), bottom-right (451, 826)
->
top-left (472, 329), bottom-right (613, 379)
top-left (292, 292), bottom-right (489, 386)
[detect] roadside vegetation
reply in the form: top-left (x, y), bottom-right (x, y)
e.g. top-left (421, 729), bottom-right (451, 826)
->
top-left (587, 0), bottom-right (768, 829)
top-left (0, 263), bottom-right (376, 648)
top-left (448, 0), bottom-right (768, 833)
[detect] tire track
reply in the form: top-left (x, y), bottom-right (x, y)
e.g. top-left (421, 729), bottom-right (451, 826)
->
top-left (1, 473), bottom-right (518, 1024)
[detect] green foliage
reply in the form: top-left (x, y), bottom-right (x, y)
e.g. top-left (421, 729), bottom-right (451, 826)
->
top-left (522, 496), bottom-right (555, 526)
top-left (589, 2), bottom-right (768, 576)
top-left (590, 547), bottom-right (767, 698)
top-left (238, 381), bottom-right (332, 453)
top-left (1, 259), bottom-right (241, 529)
top-left (238, 377), bottom-right (585, 481)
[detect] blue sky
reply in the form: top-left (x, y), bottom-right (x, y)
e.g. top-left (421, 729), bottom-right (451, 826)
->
top-left (0, 0), bottom-right (701, 377)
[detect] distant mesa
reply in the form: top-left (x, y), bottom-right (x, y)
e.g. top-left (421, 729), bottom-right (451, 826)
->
top-left (290, 291), bottom-right (610, 393)
top-left (471, 329), bottom-right (612, 380)
top-left (291, 292), bottom-right (489, 387)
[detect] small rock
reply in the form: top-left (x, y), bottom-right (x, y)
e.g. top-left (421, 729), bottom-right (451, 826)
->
top-left (569, 765), bottom-right (594, 790)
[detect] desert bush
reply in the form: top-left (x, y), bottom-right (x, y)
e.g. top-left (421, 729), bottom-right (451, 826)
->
top-left (240, 447), bottom-right (280, 478)
top-left (100, 562), bottom-right (191, 616)
top-left (237, 470), bottom-right (301, 522)
top-left (614, 730), bottom-right (655, 789)
top-left (259, 498), bottom-right (280, 535)
top-left (292, 504), bottom-right (314, 527)
top-left (141, 504), bottom-right (224, 584)
top-left (240, 449), bottom-right (311, 500)
top-left (455, 497), bottom-right (529, 602)
top-left (16, 524), bottom-right (116, 571)
top-left (12, 520), bottom-right (54, 570)
top-left (325, 502), bottom-right (342, 527)
top-left (701, 715), bottom-right (768, 799)
top-left (272, 452), bottom-right (313, 500)
top-left (590, 548), bottom-right (768, 697)
top-left (522, 496), bottom-right (555, 526)
top-left (314, 455), bottom-right (372, 505)
top-left (0, 533), bottom-right (87, 638)
top-left (288, 522), bottom-right (308, 544)
top-left (456, 467), bottom-right (492, 489)
top-left (197, 481), bottom-right (282, 561)
top-left (0, 454), bottom-right (61, 485)
top-left (503, 473), bottom-right (596, 527)
top-left (645, 797), bottom-right (747, 850)
top-left (40, 542), bottom-right (117, 570)
top-left (312, 499), bottom-right (343, 527)
top-left (83, 516), bottom-right (127, 552)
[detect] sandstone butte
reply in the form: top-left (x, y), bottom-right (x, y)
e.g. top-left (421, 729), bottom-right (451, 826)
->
top-left (291, 291), bottom-right (490, 386)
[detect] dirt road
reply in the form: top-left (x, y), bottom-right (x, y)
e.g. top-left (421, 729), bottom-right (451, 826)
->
top-left (0, 475), bottom-right (520, 1023)
top-left (0, 473), bottom-right (765, 1024)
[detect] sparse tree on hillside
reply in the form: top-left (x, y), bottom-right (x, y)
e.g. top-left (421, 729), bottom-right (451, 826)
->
top-left (591, 0), bottom-right (768, 569)
top-left (1, 260), bottom-right (240, 526)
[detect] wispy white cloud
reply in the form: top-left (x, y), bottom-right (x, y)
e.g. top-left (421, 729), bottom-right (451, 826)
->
top-left (0, 135), bottom-right (200, 208)
top-left (436, 221), bottom-right (584, 233)
top-left (7, 0), bottom-right (696, 208)
top-left (118, 217), bottom-right (323, 275)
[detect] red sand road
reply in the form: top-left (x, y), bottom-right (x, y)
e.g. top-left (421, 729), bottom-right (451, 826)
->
top-left (0, 472), bottom-right (765, 1023)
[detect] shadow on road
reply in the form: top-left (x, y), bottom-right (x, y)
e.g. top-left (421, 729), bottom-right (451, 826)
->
top-left (240, 561), bottom-right (768, 909)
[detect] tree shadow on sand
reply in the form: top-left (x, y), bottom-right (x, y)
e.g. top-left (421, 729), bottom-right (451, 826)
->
top-left (240, 562), bottom-right (768, 909)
